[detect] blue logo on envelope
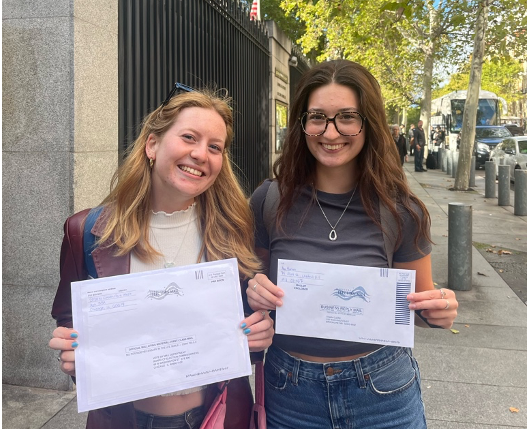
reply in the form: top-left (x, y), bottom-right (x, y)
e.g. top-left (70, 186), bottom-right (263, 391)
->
top-left (146, 282), bottom-right (184, 300)
top-left (332, 287), bottom-right (370, 302)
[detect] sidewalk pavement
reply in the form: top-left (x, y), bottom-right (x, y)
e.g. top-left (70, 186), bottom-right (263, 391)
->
top-left (3, 164), bottom-right (527, 428)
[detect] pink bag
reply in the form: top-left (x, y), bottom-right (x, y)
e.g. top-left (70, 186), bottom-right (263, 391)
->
top-left (249, 361), bottom-right (266, 429)
top-left (200, 361), bottom-right (266, 429)
top-left (200, 382), bottom-right (228, 429)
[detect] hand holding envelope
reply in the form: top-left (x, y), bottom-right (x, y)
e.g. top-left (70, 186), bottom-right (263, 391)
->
top-left (70, 259), bottom-right (253, 412)
top-left (250, 259), bottom-right (416, 348)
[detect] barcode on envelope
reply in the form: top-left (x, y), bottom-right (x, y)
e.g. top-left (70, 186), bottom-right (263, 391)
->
top-left (395, 281), bottom-right (411, 325)
top-left (379, 268), bottom-right (388, 277)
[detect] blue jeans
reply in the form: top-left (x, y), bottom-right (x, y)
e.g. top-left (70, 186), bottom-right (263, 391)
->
top-left (414, 147), bottom-right (424, 171)
top-left (135, 406), bottom-right (204, 429)
top-left (264, 345), bottom-right (427, 429)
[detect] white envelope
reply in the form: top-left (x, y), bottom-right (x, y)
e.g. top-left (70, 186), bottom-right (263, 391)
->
top-left (71, 258), bottom-right (251, 412)
top-left (275, 259), bottom-right (415, 348)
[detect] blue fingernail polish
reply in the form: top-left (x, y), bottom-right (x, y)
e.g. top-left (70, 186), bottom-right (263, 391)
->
top-left (240, 323), bottom-right (247, 329)
top-left (70, 333), bottom-right (78, 338)
top-left (72, 342), bottom-right (78, 348)
top-left (243, 328), bottom-right (251, 335)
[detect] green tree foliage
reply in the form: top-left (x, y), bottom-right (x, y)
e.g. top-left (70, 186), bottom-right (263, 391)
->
top-left (265, 0), bottom-right (526, 116)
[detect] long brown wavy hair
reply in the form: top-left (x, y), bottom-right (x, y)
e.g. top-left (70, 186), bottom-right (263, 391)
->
top-left (98, 89), bottom-right (260, 279)
top-left (273, 60), bottom-right (431, 250)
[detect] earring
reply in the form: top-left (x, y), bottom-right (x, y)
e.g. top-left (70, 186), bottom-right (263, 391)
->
top-left (149, 158), bottom-right (154, 168)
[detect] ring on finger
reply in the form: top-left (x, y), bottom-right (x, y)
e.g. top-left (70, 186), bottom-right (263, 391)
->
top-left (261, 310), bottom-right (267, 319)
top-left (253, 282), bottom-right (259, 292)
top-left (439, 288), bottom-right (446, 299)
top-left (444, 299), bottom-right (450, 310)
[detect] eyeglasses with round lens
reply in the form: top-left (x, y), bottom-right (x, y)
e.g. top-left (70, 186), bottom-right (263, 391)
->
top-left (300, 111), bottom-right (366, 136)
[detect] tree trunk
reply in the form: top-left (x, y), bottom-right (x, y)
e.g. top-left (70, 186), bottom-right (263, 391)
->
top-left (454, 1), bottom-right (489, 190)
top-left (420, 4), bottom-right (439, 160)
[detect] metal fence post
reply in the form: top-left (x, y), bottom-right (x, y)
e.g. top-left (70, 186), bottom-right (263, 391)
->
top-left (441, 148), bottom-right (447, 172)
top-left (452, 151), bottom-right (458, 178)
top-left (448, 203), bottom-right (472, 291)
top-left (447, 150), bottom-right (452, 175)
top-left (498, 164), bottom-right (511, 206)
top-left (470, 155), bottom-right (476, 188)
top-left (515, 169), bottom-right (527, 216)
top-left (485, 161), bottom-right (496, 198)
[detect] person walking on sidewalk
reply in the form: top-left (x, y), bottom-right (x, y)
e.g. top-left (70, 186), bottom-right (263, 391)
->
top-left (414, 120), bottom-right (426, 172)
top-left (245, 60), bottom-right (458, 429)
top-left (391, 124), bottom-right (408, 165)
top-left (48, 88), bottom-right (274, 429)
top-left (408, 123), bottom-right (416, 155)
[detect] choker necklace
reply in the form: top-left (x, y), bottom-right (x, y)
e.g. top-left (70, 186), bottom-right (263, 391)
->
top-left (314, 185), bottom-right (358, 241)
top-left (150, 210), bottom-right (193, 268)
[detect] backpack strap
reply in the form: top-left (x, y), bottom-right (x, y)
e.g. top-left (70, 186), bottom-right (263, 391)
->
top-left (262, 180), bottom-right (398, 267)
top-left (262, 180), bottom-right (279, 237)
top-left (83, 206), bottom-right (104, 279)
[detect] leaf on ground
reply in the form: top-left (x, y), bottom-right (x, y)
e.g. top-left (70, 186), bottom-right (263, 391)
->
top-left (464, 325), bottom-right (470, 328)
top-left (443, 234), bottom-right (448, 237)
top-left (477, 272), bottom-right (489, 276)
top-left (499, 269), bottom-right (504, 273)
top-left (492, 245), bottom-right (496, 248)
top-left (450, 329), bottom-right (459, 334)
top-left (485, 248), bottom-right (497, 253)
top-left (509, 407), bottom-right (519, 413)
top-left (516, 238), bottom-right (521, 240)
top-left (498, 250), bottom-right (512, 255)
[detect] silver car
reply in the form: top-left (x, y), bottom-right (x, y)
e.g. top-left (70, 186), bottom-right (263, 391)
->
top-left (489, 136), bottom-right (527, 181)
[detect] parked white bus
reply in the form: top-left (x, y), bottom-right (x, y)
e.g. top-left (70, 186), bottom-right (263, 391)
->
top-left (430, 90), bottom-right (508, 149)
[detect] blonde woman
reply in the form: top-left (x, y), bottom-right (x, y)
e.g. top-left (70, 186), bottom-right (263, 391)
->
top-left (49, 88), bottom-right (273, 429)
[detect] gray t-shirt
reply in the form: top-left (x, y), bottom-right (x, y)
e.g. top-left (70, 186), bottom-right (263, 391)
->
top-left (251, 179), bottom-right (432, 357)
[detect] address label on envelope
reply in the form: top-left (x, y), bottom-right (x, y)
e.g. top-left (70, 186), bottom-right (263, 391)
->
top-left (275, 259), bottom-right (415, 348)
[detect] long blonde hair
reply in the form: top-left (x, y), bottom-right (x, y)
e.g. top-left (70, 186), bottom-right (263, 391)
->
top-left (99, 90), bottom-right (260, 279)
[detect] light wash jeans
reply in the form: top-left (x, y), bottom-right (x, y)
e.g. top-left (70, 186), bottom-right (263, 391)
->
top-left (264, 345), bottom-right (427, 429)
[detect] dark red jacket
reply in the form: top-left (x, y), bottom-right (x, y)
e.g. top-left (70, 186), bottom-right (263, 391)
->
top-left (51, 208), bottom-right (252, 429)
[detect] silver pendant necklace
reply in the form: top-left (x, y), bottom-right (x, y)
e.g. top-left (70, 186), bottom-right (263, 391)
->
top-left (314, 184), bottom-right (358, 241)
top-left (150, 212), bottom-right (193, 268)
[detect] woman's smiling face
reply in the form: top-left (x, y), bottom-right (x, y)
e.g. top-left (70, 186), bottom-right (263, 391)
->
top-left (146, 106), bottom-right (226, 212)
top-left (305, 83), bottom-right (365, 183)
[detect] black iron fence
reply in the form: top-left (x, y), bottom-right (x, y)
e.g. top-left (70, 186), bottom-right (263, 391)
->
top-left (119, 0), bottom-right (270, 193)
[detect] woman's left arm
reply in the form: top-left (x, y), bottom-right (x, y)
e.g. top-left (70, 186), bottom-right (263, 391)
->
top-left (394, 254), bottom-right (458, 329)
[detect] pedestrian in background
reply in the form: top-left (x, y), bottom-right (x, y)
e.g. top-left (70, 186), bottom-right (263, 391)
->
top-left (49, 88), bottom-right (274, 429)
top-left (246, 60), bottom-right (458, 429)
top-left (392, 124), bottom-right (408, 165)
top-left (414, 120), bottom-right (426, 172)
top-left (409, 123), bottom-right (416, 155)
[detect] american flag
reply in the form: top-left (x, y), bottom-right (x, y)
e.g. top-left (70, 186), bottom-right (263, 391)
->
top-left (250, 0), bottom-right (260, 21)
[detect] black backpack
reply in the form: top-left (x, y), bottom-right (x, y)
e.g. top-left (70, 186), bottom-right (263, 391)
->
top-left (426, 153), bottom-right (437, 170)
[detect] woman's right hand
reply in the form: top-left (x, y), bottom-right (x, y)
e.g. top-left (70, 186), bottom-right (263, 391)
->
top-left (247, 273), bottom-right (284, 311)
top-left (49, 327), bottom-right (78, 376)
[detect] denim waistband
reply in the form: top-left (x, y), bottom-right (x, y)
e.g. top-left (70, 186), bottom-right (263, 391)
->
top-left (266, 345), bottom-right (411, 384)
top-left (134, 405), bottom-right (204, 429)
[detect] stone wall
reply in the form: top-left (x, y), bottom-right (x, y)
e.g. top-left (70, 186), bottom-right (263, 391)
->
top-left (2, 0), bottom-right (118, 390)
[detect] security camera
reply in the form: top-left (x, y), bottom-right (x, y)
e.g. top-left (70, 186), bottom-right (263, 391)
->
top-left (288, 56), bottom-right (298, 67)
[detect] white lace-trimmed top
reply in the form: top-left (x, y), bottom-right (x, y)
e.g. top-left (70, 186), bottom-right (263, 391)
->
top-left (130, 203), bottom-right (207, 396)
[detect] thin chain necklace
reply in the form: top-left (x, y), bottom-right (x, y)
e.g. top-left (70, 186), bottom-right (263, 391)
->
top-left (150, 210), bottom-right (193, 268)
top-left (314, 184), bottom-right (358, 241)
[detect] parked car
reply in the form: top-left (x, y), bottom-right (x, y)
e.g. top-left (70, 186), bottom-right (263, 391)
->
top-left (473, 126), bottom-right (513, 169)
top-left (503, 123), bottom-right (524, 136)
top-left (489, 136), bottom-right (527, 181)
